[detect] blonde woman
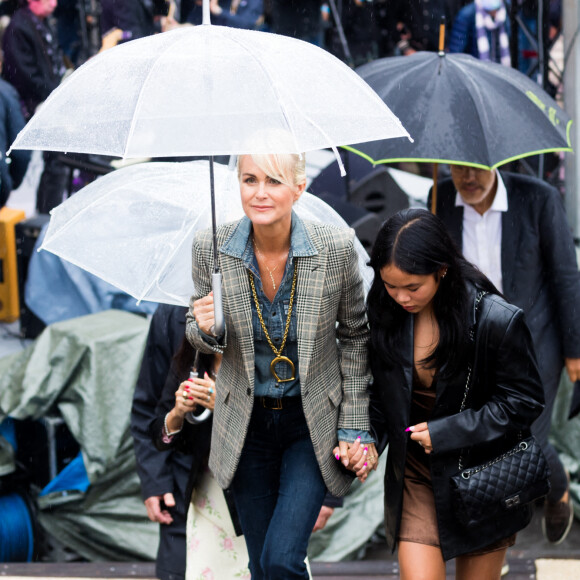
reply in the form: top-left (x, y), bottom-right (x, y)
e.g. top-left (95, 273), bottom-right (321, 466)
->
top-left (187, 152), bottom-right (376, 579)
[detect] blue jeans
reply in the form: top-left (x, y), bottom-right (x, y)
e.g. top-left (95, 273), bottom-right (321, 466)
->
top-left (231, 402), bottom-right (327, 580)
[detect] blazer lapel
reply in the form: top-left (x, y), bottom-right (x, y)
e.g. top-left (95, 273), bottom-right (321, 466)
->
top-left (295, 248), bottom-right (328, 384)
top-left (220, 254), bottom-right (255, 389)
top-left (500, 177), bottom-right (519, 296)
top-left (447, 205), bottom-right (464, 250)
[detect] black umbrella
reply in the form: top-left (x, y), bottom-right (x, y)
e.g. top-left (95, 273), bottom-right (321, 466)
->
top-left (346, 51), bottom-right (572, 172)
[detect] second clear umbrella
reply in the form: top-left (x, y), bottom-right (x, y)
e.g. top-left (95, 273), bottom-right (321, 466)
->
top-left (39, 160), bottom-right (374, 307)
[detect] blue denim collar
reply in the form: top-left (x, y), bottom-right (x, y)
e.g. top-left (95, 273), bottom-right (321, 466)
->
top-left (220, 211), bottom-right (317, 266)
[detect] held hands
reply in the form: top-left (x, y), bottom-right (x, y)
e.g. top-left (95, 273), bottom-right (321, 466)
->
top-left (332, 439), bottom-right (379, 483)
top-left (407, 422), bottom-right (433, 454)
top-left (144, 493), bottom-right (175, 525)
top-left (193, 292), bottom-right (215, 336)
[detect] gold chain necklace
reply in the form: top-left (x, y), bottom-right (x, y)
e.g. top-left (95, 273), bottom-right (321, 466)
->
top-left (253, 237), bottom-right (285, 291)
top-left (249, 263), bottom-right (298, 383)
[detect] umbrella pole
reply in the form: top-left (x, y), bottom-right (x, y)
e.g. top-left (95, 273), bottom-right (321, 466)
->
top-left (430, 19), bottom-right (443, 215)
top-left (209, 156), bottom-right (225, 337)
top-left (431, 163), bottom-right (438, 215)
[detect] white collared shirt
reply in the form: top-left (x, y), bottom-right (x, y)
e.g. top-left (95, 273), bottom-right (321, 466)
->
top-left (455, 171), bottom-right (508, 292)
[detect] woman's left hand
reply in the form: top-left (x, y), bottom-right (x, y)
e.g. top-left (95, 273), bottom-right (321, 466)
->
top-left (407, 422), bottom-right (433, 454)
top-left (187, 372), bottom-right (216, 412)
top-left (332, 440), bottom-right (379, 483)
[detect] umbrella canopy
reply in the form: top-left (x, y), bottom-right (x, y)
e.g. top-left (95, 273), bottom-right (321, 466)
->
top-left (39, 160), bottom-right (374, 306)
top-left (10, 24), bottom-right (409, 159)
top-left (12, 5), bottom-right (408, 336)
top-left (345, 52), bottom-right (573, 170)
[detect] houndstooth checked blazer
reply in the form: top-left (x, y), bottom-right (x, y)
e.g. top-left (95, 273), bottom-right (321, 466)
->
top-left (186, 217), bottom-right (371, 497)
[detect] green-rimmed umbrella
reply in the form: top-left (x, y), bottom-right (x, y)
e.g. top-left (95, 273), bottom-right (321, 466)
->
top-left (345, 51), bottom-right (573, 211)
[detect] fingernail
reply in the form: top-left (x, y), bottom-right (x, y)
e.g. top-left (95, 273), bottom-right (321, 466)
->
top-left (363, 446), bottom-right (368, 454)
top-left (204, 372), bottom-right (209, 378)
top-left (184, 386), bottom-right (190, 391)
top-left (356, 436), bottom-right (361, 442)
top-left (405, 427), bottom-right (413, 432)
top-left (343, 459), bottom-right (349, 466)
top-left (335, 453), bottom-right (340, 460)
top-left (364, 462), bottom-right (368, 468)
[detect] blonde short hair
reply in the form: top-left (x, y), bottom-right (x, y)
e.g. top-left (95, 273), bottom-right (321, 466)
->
top-left (238, 153), bottom-right (306, 189)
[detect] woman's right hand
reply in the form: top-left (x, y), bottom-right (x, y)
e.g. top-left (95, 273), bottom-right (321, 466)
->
top-left (164, 379), bottom-right (198, 435)
top-left (193, 292), bottom-right (215, 335)
top-left (173, 379), bottom-right (198, 419)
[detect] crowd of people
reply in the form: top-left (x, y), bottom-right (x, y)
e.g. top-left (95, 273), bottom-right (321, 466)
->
top-left (0, 2), bottom-right (576, 580)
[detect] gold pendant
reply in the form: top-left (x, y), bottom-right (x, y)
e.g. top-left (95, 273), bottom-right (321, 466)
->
top-left (270, 355), bottom-right (296, 383)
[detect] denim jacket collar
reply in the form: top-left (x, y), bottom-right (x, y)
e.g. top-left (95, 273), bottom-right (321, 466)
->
top-left (220, 211), bottom-right (317, 266)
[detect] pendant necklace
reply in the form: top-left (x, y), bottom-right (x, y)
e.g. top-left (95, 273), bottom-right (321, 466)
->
top-left (249, 263), bottom-right (298, 383)
top-left (253, 237), bottom-right (282, 291)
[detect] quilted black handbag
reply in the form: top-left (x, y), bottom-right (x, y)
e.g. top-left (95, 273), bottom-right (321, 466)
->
top-left (449, 291), bottom-right (551, 527)
top-left (450, 436), bottom-right (551, 527)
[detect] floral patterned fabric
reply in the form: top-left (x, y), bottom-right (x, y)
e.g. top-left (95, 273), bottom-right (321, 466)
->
top-left (186, 468), bottom-right (250, 580)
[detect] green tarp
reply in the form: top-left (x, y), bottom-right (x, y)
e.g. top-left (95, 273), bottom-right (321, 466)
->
top-left (0, 310), bottom-right (158, 561)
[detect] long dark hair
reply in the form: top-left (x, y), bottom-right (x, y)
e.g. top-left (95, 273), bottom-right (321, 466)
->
top-left (172, 337), bottom-right (215, 380)
top-left (367, 208), bottom-right (498, 378)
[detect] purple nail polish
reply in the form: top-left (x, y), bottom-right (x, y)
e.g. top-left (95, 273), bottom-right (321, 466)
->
top-left (405, 427), bottom-right (411, 432)
top-left (335, 453), bottom-right (340, 460)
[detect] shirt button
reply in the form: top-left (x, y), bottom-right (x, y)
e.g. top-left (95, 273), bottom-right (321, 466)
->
top-left (272, 312), bottom-right (276, 316)
top-left (247, 388), bottom-right (251, 396)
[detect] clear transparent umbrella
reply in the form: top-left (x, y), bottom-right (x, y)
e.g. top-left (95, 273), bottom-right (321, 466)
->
top-left (11, 1), bottom-right (408, 333)
top-left (10, 13), bottom-right (408, 161)
top-left (39, 160), bottom-right (374, 306)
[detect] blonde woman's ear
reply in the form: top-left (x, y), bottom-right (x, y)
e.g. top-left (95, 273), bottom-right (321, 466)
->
top-left (294, 181), bottom-right (307, 201)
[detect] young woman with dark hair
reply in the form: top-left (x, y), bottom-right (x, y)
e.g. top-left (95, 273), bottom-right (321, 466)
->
top-left (365, 208), bottom-right (545, 580)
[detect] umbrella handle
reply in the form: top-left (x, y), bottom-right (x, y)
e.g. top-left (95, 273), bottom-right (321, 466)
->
top-left (211, 271), bottom-right (225, 338)
top-left (185, 408), bottom-right (213, 424)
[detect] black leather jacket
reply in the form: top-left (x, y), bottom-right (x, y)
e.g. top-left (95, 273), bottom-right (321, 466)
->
top-left (370, 286), bottom-right (544, 560)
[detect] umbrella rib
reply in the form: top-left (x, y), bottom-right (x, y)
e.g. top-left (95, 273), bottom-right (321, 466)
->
top-left (122, 30), bottom-right (193, 158)
top-left (212, 28), bottom-right (302, 153)
top-left (137, 216), bottom-right (200, 303)
top-left (451, 61), bottom-right (494, 167)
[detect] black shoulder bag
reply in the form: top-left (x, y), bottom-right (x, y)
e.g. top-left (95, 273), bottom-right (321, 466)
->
top-left (450, 292), bottom-right (551, 528)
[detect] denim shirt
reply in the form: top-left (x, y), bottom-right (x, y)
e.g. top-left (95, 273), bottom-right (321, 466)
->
top-left (220, 212), bottom-right (373, 443)
top-left (221, 212), bottom-right (313, 398)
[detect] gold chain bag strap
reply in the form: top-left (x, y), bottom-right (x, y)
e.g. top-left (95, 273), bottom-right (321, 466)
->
top-left (450, 291), bottom-right (551, 527)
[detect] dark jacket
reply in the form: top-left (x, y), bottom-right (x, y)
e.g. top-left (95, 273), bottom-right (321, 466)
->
top-left (0, 78), bottom-right (30, 207)
top-left (188, 0), bottom-right (263, 29)
top-left (383, 0), bottom-right (466, 54)
top-left (2, 7), bottom-right (64, 118)
top-left (100, 0), bottom-right (169, 40)
top-left (131, 305), bottom-right (193, 501)
top-left (432, 172), bottom-right (580, 384)
top-left (370, 287), bottom-right (544, 560)
top-left (449, 2), bottom-right (511, 60)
